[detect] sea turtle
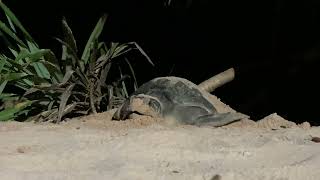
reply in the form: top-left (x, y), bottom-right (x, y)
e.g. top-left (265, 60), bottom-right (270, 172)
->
top-left (112, 71), bottom-right (248, 127)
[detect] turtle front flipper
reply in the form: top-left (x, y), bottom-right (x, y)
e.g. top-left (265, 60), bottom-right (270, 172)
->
top-left (193, 112), bottom-right (249, 127)
top-left (113, 99), bottom-right (132, 120)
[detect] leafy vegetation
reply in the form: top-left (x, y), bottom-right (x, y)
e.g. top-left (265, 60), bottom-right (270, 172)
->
top-left (0, 2), bottom-right (154, 122)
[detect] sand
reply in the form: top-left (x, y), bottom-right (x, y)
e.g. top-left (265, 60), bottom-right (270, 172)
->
top-left (0, 94), bottom-right (320, 180)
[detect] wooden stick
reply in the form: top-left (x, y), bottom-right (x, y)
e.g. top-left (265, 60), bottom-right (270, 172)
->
top-left (198, 68), bottom-right (235, 93)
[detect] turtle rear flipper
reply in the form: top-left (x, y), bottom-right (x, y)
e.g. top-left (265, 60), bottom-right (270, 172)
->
top-left (193, 112), bottom-right (249, 127)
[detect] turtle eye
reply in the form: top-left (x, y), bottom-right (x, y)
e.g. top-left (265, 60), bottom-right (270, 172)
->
top-left (148, 99), bottom-right (161, 113)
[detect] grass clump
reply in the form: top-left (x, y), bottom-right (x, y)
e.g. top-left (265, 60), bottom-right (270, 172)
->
top-left (0, 2), bottom-right (154, 122)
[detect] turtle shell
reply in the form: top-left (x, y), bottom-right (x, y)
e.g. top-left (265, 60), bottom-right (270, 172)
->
top-left (130, 77), bottom-right (217, 115)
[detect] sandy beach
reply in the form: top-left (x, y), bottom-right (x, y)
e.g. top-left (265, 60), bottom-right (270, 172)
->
top-left (0, 95), bottom-right (319, 180)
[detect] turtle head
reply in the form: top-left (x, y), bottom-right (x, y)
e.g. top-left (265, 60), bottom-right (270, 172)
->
top-left (113, 94), bottom-right (162, 120)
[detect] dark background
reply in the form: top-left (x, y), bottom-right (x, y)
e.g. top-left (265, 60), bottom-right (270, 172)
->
top-left (4, 0), bottom-right (320, 124)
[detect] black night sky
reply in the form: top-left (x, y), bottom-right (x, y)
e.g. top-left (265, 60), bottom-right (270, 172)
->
top-left (4, 0), bottom-right (320, 125)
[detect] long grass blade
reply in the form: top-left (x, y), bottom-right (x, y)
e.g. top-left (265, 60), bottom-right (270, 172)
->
top-left (8, 47), bottom-right (18, 57)
top-left (15, 48), bottom-right (29, 61)
top-left (111, 44), bottom-right (128, 58)
top-left (24, 70), bottom-right (73, 94)
top-left (15, 81), bottom-right (30, 90)
top-left (29, 69), bottom-right (73, 91)
top-left (0, 108), bottom-right (18, 121)
top-left (24, 41), bottom-right (51, 79)
top-left (108, 42), bottom-right (118, 58)
top-left (0, 58), bottom-right (5, 72)
top-left (43, 49), bottom-right (63, 82)
top-left (98, 42), bottom-right (108, 54)
top-left (54, 37), bottom-right (80, 67)
top-left (0, 20), bottom-right (26, 47)
top-left (59, 70), bottom-right (74, 86)
top-left (5, 14), bottom-right (16, 32)
top-left (57, 84), bottom-right (75, 122)
top-left (1, 72), bottom-right (28, 81)
top-left (32, 62), bottom-right (51, 80)
top-left (0, 2), bottom-right (35, 43)
top-left (0, 56), bottom-right (35, 86)
top-left (23, 87), bottom-right (41, 96)
top-left (0, 93), bottom-right (16, 100)
top-left (61, 17), bottom-right (78, 53)
top-left (61, 17), bottom-right (83, 71)
top-left (118, 66), bottom-right (128, 98)
top-left (61, 102), bottom-right (77, 117)
top-left (38, 60), bottom-right (62, 83)
top-left (88, 39), bottom-right (98, 75)
top-left (13, 49), bottom-right (61, 82)
top-left (27, 108), bottom-right (58, 122)
top-left (15, 49), bottom-right (50, 62)
top-left (0, 80), bottom-right (8, 95)
top-left (111, 48), bottom-right (132, 59)
top-left (99, 61), bottom-right (111, 87)
top-left (0, 100), bottom-right (33, 121)
top-left (0, 29), bottom-right (14, 47)
top-left (4, 57), bottom-right (29, 73)
top-left (129, 42), bottom-right (154, 66)
top-left (81, 14), bottom-right (108, 64)
top-left (124, 58), bottom-right (138, 90)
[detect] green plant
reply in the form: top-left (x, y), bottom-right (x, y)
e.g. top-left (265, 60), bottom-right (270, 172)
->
top-left (0, 2), bottom-right (154, 122)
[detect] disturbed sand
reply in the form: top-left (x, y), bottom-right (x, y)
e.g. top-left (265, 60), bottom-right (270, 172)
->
top-left (0, 95), bottom-right (320, 180)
